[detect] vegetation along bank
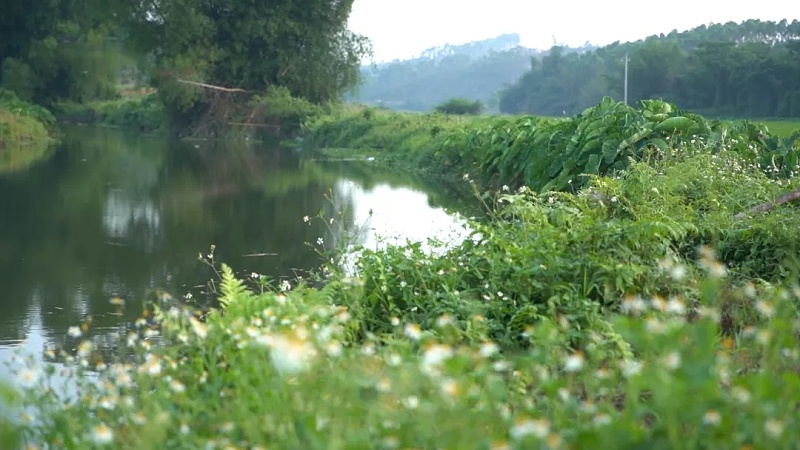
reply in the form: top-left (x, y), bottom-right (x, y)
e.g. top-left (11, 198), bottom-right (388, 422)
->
top-left (4, 93), bottom-right (800, 448)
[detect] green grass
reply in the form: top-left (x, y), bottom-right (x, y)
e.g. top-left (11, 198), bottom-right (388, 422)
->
top-left (759, 120), bottom-right (800, 137)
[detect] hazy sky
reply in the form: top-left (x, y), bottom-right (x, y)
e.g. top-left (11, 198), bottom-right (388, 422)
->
top-left (348, 1), bottom-right (798, 62)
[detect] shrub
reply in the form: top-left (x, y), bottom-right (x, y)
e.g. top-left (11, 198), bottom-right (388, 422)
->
top-left (434, 97), bottom-right (484, 115)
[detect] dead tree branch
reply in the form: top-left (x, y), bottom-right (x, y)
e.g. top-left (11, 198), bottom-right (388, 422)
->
top-left (177, 79), bottom-right (247, 93)
top-left (733, 188), bottom-right (800, 219)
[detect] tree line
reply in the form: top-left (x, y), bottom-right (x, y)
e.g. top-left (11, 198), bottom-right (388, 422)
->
top-left (0, 0), bottom-right (370, 130)
top-left (499, 19), bottom-right (800, 118)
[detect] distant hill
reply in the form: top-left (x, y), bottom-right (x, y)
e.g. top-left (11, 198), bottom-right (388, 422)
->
top-left (349, 34), bottom-right (588, 112)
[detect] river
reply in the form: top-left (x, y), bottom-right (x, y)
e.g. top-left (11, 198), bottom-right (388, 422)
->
top-left (0, 126), bottom-right (474, 382)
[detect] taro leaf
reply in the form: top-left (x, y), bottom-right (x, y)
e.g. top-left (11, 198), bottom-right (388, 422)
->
top-left (583, 153), bottom-right (603, 175)
top-left (654, 116), bottom-right (697, 133)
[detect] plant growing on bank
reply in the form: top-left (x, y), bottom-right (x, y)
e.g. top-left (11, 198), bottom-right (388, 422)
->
top-left (308, 97), bottom-right (800, 194)
top-left (434, 97), bottom-right (484, 115)
top-left (6, 99), bottom-right (800, 448)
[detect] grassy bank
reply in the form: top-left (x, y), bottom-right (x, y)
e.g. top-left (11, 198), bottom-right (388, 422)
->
top-left (6, 98), bottom-right (800, 448)
top-left (307, 99), bottom-right (800, 193)
top-left (0, 90), bottom-right (55, 148)
top-left (0, 89), bottom-right (56, 172)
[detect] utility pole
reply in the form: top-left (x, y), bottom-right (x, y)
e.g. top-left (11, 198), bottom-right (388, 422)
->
top-left (623, 53), bottom-right (629, 105)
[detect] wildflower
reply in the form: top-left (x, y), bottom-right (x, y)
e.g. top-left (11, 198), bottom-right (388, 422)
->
top-left (662, 351), bottom-right (681, 371)
top-left (645, 317), bottom-right (667, 334)
top-left (621, 295), bottom-right (647, 314)
top-left (563, 352), bottom-right (585, 373)
top-left (510, 417), bottom-right (550, 440)
top-left (546, 433), bottom-right (563, 449)
top-left (703, 410), bottom-right (722, 425)
top-left (479, 342), bottom-right (499, 358)
top-left (390, 317), bottom-right (400, 326)
top-left (109, 297), bottom-right (125, 306)
top-left (593, 413), bottom-right (612, 426)
top-left (764, 419), bottom-right (784, 439)
top-left (403, 396), bottom-right (420, 409)
top-left (732, 386), bottom-right (751, 404)
top-left (316, 237), bottom-right (324, 246)
top-left (375, 378), bottom-right (391, 393)
top-left (755, 300), bottom-right (775, 318)
top-left (268, 332), bottom-right (316, 375)
top-left (440, 378), bottom-right (461, 397)
top-left (620, 359), bottom-right (643, 378)
top-left (17, 368), bottom-right (39, 388)
top-left (325, 341), bottom-right (342, 357)
top-left (77, 341), bottom-right (93, 358)
top-left (404, 323), bottom-right (422, 340)
top-left (132, 413), bottom-right (147, 425)
top-left (667, 297), bottom-right (686, 315)
top-left (98, 396), bottom-right (116, 410)
top-left (303, 215), bottom-right (310, 223)
top-left (180, 422), bottom-right (190, 435)
top-left (422, 344), bottom-right (453, 371)
top-left (170, 380), bottom-right (186, 393)
top-left (279, 280), bottom-right (291, 292)
top-left (91, 423), bottom-right (114, 444)
top-left (189, 317), bottom-right (208, 339)
top-left (140, 354), bottom-right (162, 376)
top-left (436, 314), bottom-right (453, 327)
top-left (670, 265), bottom-right (686, 280)
top-left (67, 326), bottom-right (82, 338)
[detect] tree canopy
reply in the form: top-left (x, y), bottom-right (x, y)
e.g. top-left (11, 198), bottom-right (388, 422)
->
top-left (1, 0), bottom-right (371, 129)
top-left (499, 19), bottom-right (800, 118)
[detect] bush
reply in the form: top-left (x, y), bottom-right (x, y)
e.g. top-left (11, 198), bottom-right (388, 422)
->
top-left (434, 97), bottom-right (484, 115)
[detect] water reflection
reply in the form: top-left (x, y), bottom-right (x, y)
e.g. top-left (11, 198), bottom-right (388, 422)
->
top-left (0, 126), bottom-right (473, 381)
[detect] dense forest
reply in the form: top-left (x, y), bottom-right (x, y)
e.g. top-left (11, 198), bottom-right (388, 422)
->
top-left (0, 0), bottom-right (370, 132)
top-left (351, 34), bottom-right (555, 112)
top-left (499, 19), bottom-right (800, 118)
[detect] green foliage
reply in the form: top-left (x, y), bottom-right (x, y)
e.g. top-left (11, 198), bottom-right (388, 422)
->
top-left (0, 89), bottom-right (55, 152)
top-left (499, 19), bottom-right (800, 118)
top-left (0, 0), bottom-right (129, 105)
top-left (124, 0), bottom-right (370, 130)
top-left (310, 99), bottom-right (800, 197)
top-left (53, 93), bottom-right (165, 132)
top-left (434, 97), bottom-right (484, 115)
top-left (250, 86), bottom-right (326, 136)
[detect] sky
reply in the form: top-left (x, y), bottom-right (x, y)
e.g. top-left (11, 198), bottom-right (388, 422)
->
top-left (348, 0), bottom-right (799, 62)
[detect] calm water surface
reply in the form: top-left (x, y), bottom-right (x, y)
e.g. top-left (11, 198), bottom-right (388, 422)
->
top-left (0, 126), bottom-right (473, 382)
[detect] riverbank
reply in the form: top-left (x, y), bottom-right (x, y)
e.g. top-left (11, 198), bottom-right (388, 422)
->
top-left (0, 90), bottom-right (57, 173)
top-left (6, 97), bottom-right (800, 448)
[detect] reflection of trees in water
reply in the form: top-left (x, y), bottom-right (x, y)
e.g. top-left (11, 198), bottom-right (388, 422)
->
top-left (0, 126), bottom-right (471, 361)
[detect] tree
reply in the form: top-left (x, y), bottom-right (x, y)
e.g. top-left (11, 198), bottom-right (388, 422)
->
top-left (0, 0), bottom-right (125, 105)
top-left (124, 0), bottom-right (370, 127)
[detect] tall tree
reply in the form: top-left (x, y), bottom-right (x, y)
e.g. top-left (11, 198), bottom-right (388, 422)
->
top-left (124, 0), bottom-right (370, 123)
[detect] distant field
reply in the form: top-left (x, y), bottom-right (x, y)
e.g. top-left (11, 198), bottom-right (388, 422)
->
top-left (757, 120), bottom-right (800, 137)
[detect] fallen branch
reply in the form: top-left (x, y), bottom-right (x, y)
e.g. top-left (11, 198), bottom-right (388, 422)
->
top-left (242, 252), bottom-right (278, 257)
top-left (733, 188), bottom-right (800, 219)
top-left (177, 79), bottom-right (246, 93)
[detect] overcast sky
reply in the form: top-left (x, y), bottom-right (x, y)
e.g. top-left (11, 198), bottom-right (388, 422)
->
top-left (348, 1), bottom-right (798, 62)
